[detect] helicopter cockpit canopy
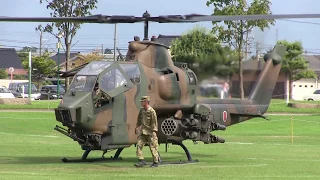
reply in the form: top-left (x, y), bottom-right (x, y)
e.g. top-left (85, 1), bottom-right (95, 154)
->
top-left (69, 61), bottom-right (140, 97)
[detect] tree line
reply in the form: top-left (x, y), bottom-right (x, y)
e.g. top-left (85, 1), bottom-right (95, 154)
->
top-left (171, 0), bottom-right (316, 100)
top-left (3, 0), bottom-right (315, 99)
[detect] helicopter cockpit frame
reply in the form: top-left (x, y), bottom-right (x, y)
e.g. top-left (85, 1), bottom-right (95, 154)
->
top-left (67, 61), bottom-right (141, 106)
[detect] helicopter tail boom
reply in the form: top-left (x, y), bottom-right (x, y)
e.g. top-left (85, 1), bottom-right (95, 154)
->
top-left (248, 45), bottom-right (286, 106)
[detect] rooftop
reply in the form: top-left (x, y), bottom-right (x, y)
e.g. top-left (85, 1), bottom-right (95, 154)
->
top-left (157, 34), bottom-right (181, 47)
top-left (50, 52), bottom-right (80, 65)
top-left (0, 48), bottom-right (23, 69)
top-left (242, 54), bottom-right (320, 72)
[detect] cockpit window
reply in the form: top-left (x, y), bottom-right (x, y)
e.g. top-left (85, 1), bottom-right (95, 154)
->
top-left (69, 75), bottom-right (97, 92)
top-left (100, 69), bottom-right (127, 92)
top-left (119, 64), bottom-right (140, 84)
top-left (77, 61), bottom-right (113, 75)
top-left (187, 72), bottom-right (197, 85)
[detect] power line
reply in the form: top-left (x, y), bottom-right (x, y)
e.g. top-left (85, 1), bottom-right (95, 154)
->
top-left (0, 30), bottom-right (134, 38)
top-left (278, 19), bottom-right (320, 26)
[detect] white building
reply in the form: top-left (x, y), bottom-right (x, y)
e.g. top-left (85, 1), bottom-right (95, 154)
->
top-left (291, 55), bottom-right (320, 100)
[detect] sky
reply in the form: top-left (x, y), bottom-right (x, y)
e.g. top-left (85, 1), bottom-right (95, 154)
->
top-left (1, 0), bottom-right (320, 55)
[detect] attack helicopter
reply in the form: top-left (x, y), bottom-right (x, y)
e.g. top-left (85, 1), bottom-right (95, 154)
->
top-left (1, 11), bottom-right (319, 164)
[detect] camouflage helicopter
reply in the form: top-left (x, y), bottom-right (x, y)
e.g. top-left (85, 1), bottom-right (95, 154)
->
top-left (1, 12), bottom-right (320, 164)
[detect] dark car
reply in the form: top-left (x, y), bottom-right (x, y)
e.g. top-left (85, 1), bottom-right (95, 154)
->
top-left (40, 85), bottom-right (65, 100)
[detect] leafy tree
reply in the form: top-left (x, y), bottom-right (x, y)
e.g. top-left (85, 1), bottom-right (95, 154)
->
top-left (14, 74), bottom-right (27, 80)
top-left (206, 0), bottom-right (275, 99)
top-left (72, 50), bottom-right (105, 68)
top-left (37, 0), bottom-right (98, 90)
top-left (20, 46), bottom-right (38, 53)
top-left (170, 26), bottom-right (237, 81)
top-left (276, 40), bottom-right (316, 100)
top-left (17, 51), bottom-right (28, 63)
top-left (17, 47), bottom-right (38, 68)
top-left (21, 53), bottom-right (57, 89)
top-left (0, 69), bottom-right (8, 79)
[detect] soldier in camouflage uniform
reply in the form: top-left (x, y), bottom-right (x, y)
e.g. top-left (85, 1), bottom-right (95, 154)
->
top-left (93, 83), bottom-right (110, 107)
top-left (93, 83), bottom-right (102, 108)
top-left (134, 96), bottom-right (159, 167)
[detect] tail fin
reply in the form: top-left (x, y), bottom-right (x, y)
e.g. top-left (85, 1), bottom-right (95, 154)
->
top-left (248, 45), bottom-right (286, 105)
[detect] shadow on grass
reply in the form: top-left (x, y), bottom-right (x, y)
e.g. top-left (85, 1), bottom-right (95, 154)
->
top-left (160, 151), bottom-right (218, 159)
top-left (0, 155), bottom-right (138, 164)
top-left (0, 155), bottom-right (201, 166)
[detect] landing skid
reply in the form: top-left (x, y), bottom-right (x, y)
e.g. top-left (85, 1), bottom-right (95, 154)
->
top-left (61, 148), bottom-right (124, 163)
top-left (134, 140), bottom-right (198, 167)
top-left (160, 139), bottom-right (199, 165)
top-left (61, 140), bottom-right (199, 165)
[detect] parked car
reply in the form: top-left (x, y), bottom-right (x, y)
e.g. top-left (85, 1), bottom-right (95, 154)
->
top-left (8, 82), bottom-right (41, 100)
top-left (303, 89), bottom-right (320, 101)
top-left (199, 83), bottom-right (229, 99)
top-left (40, 85), bottom-right (65, 100)
top-left (0, 86), bottom-right (15, 98)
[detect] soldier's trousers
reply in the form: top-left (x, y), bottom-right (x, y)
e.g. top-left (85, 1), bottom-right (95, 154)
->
top-left (136, 132), bottom-right (159, 163)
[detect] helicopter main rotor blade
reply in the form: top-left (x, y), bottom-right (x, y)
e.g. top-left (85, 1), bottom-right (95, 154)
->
top-left (1, 14), bottom-right (320, 23)
top-left (0, 15), bottom-right (144, 23)
top-left (154, 14), bottom-right (320, 23)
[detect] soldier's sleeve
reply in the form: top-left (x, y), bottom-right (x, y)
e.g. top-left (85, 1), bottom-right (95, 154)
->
top-left (151, 109), bottom-right (158, 132)
top-left (136, 109), bottom-right (142, 127)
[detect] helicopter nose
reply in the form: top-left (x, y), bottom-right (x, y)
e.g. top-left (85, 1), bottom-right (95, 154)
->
top-left (55, 107), bottom-right (80, 127)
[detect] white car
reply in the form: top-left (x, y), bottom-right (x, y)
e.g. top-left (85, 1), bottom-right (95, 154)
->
top-left (20, 92), bottom-right (41, 100)
top-left (303, 89), bottom-right (320, 101)
top-left (0, 87), bottom-right (15, 98)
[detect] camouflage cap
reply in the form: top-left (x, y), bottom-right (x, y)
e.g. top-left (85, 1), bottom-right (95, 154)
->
top-left (140, 96), bottom-right (150, 101)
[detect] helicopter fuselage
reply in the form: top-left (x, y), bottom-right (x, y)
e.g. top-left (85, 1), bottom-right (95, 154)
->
top-left (54, 39), bottom-right (284, 153)
top-left (54, 56), bottom-right (204, 151)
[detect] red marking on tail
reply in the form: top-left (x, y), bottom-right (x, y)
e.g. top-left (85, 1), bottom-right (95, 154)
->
top-left (223, 111), bottom-right (227, 122)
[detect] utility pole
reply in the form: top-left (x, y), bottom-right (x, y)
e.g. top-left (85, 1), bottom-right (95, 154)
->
top-left (28, 48), bottom-right (32, 100)
top-left (39, 30), bottom-right (43, 56)
top-left (256, 41), bottom-right (261, 70)
top-left (101, 44), bottom-right (104, 55)
top-left (245, 26), bottom-right (249, 61)
top-left (57, 40), bottom-right (61, 99)
top-left (255, 41), bottom-right (260, 60)
top-left (113, 24), bottom-right (117, 61)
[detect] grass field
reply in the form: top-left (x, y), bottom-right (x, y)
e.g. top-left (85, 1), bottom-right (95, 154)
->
top-left (0, 112), bottom-right (320, 179)
top-left (1, 99), bottom-right (320, 114)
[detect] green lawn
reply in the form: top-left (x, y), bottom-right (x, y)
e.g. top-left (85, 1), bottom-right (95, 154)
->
top-left (0, 112), bottom-right (320, 179)
top-left (268, 99), bottom-right (320, 113)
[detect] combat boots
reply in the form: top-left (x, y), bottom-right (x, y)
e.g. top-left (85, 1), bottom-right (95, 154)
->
top-left (134, 159), bottom-right (147, 167)
top-left (150, 162), bottom-right (158, 167)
